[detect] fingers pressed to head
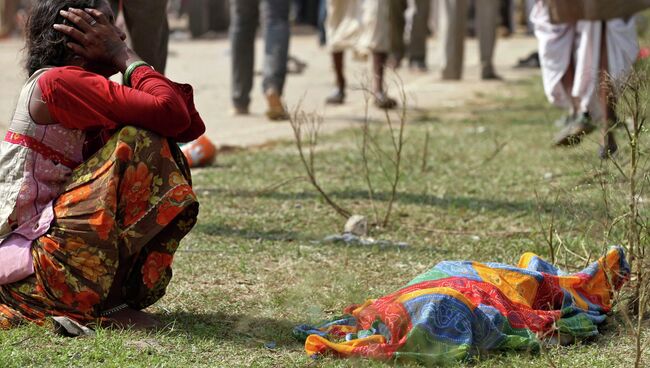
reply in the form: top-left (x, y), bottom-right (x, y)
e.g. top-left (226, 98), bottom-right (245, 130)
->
top-left (84, 8), bottom-right (109, 25)
top-left (53, 23), bottom-right (86, 42)
top-left (68, 8), bottom-right (97, 28)
top-left (59, 9), bottom-right (92, 32)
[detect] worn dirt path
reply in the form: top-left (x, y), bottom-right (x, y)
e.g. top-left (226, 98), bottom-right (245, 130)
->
top-left (0, 32), bottom-right (540, 147)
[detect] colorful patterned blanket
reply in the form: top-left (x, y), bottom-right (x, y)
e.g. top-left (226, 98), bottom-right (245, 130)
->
top-left (294, 247), bottom-right (629, 365)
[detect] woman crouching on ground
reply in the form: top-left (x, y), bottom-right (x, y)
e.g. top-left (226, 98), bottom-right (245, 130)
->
top-left (0, 0), bottom-right (204, 329)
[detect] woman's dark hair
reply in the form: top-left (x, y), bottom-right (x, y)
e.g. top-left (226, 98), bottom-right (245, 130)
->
top-left (25, 0), bottom-right (100, 76)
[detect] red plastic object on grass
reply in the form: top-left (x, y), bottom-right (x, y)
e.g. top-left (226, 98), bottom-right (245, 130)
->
top-left (181, 135), bottom-right (217, 168)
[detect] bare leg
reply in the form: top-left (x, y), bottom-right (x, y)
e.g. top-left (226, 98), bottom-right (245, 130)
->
top-left (326, 51), bottom-right (346, 104)
top-left (333, 51), bottom-right (345, 92)
top-left (553, 34), bottom-right (597, 146)
top-left (561, 56), bottom-right (580, 116)
top-left (372, 52), bottom-right (397, 109)
top-left (372, 52), bottom-right (387, 94)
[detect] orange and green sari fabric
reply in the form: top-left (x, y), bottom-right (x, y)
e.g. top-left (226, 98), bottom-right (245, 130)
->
top-left (0, 127), bottom-right (198, 328)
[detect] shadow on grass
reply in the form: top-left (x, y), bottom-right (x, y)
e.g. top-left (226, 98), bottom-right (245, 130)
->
top-left (157, 311), bottom-right (303, 347)
top-left (190, 222), bottom-right (413, 252)
top-left (192, 223), bottom-right (301, 242)
top-left (468, 104), bottom-right (553, 120)
top-left (196, 188), bottom-right (586, 215)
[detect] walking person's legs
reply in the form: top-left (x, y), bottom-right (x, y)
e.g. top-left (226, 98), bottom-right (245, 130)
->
top-left (261, 0), bottom-right (291, 120)
top-left (325, 51), bottom-right (346, 104)
top-left (317, 0), bottom-right (327, 46)
top-left (371, 52), bottom-right (397, 109)
top-left (229, 0), bottom-right (260, 114)
top-left (439, 0), bottom-right (467, 80)
top-left (363, 0), bottom-right (396, 108)
top-left (1, 0), bottom-right (20, 37)
top-left (500, 0), bottom-right (514, 35)
top-left (407, 0), bottom-right (431, 70)
top-left (120, 0), bottom-right (170, 73)
top-left (553, 20), bottom-right (601, 146)
top-left (324, 0), bottom-right (351, 105)
top-left (525, 0), bottom-right (536, 34)
top-left (476, 0), bottom-right (500, 79)
top-left (388, 0), bottom-right (407, 68)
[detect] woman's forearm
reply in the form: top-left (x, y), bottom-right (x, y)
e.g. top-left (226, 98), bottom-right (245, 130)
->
top-left (39, 66), bottom-right (193, 137)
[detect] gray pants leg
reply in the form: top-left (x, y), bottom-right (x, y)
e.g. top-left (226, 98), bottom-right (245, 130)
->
top-left (116, 0), bottom-right (170, 73)
top-left (229, 0), bottom-right (260, 109)
top-left (476, 0), bottom-right (499, 76)
top-left (408, 0), bottom-right (431, 63)
top-left (439, 0), bottom-right (467, 79)
top-left (261, 0), bottom-right (291, 95)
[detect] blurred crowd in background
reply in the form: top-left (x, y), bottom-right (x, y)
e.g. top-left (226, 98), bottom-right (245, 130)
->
top-left (0, 0), bottom-right (647, 161)
top-left (0, 0), bottom-right (543, 119)
top-left (1, 1), bottom-right (537, 45)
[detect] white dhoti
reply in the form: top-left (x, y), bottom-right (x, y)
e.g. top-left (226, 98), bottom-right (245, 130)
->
top-left (531, 2), bottom-right (639, 118)
top-left (326, 0), bottom-right (390, 53)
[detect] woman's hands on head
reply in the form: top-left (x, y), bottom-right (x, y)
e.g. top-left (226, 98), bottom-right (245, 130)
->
top-left (53, 7), bottom-right (140, 74)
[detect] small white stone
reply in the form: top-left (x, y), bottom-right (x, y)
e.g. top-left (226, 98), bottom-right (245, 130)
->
top-left (344, 215), bottom-right (368, 237)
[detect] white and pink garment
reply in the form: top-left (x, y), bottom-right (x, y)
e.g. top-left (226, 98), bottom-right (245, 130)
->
top-left (0, 69), bottom-right (85, 285)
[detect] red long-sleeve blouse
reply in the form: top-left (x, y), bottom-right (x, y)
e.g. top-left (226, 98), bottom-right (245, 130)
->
top-left (38, 66), bottom-right (206, 144)
top-left (0, 66), bottom-right (206, 286)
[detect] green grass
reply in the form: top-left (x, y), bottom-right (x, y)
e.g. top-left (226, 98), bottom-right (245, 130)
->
top-left (2, 68), bottom-right (650, 366)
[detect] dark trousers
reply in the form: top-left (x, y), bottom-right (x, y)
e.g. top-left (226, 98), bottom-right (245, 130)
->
top-left (389, 0), bottom-right (431, 64)
top-left (109, 0), bottom-right (170, 73)
top-left (229, 0), bottom-right (291, 108)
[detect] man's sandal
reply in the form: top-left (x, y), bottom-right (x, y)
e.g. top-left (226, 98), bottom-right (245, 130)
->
top-left (553, 113), bottom-right (596, 146)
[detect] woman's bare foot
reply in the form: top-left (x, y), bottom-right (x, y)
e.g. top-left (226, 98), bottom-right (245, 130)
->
top-left (105, 308), bottom-right (160, 330)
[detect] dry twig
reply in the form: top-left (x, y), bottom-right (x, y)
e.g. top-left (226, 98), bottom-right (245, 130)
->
top-left (289, 106), bottom-right (351, 219)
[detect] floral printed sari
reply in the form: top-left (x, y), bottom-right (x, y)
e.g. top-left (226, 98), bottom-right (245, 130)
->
top-left (0, 127), bottom-right (198, 328)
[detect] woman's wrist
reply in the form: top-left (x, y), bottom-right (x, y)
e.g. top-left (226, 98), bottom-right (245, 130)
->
top-left (123, 61), bottom-right (153, 87)
top-left (113, 48), bottom-right (142, 74)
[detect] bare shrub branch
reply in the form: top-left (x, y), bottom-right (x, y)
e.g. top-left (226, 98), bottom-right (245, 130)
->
top-left (534, 190), bottom-right (559, 265)
top-left (421, 130), bottom-right (431, 173)
top-left (357, 74), bottom-right (408, 229)
top-left (380, 78), bottom-right (408, 228)
top-left (359, 92), bottom-right (381, 225)
top-left (289, 106), bottom-right (351, 219)
top-left (604, 62), bottom-right (650, 368)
